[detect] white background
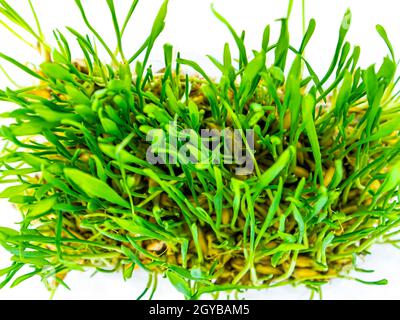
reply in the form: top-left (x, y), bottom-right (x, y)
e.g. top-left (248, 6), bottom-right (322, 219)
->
top-left (0, 0), bottom-right (400, 300)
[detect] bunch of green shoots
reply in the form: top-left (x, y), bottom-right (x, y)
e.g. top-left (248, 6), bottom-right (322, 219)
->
top-left (0, 0), bottom-right (399, 299)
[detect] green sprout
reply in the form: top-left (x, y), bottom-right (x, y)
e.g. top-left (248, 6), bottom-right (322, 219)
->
top-left (0, 0), bottom-right (399, 300)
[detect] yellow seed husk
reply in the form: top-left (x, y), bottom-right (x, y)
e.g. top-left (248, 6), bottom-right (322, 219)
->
top-left (148, 178), bottom-right (158, 188)
top-left (283, 112), bottom-right (291, 130)
top-left (255, 265), bottom-right (282, 275)
top-left (336, 258), bottom-right (352, 265)
top-left (296, 256), bottom-right (314, 268)
top-left (293, 268), bottom-right (320, 279)
top-left (324, 167), bottom-right (335, 187)
top-left (297, 143), bottom-right (305, 165)
top-left (146, 241), bottom-right (164, 251)
top-left (370, 180), bottom-right (381, 191)
top-left (327, 268), bottom-right (337, 276)
top-left (29, 88), bottom-right (51, 99)
top-left (198, 228), bottom-right (208, 255)
top-left (348, 190), bottom-right (359, 199)
top-left (294, 166), bottom-right (309, 178)
top-left (167, 254), bottom-right (177, 264)
top-left (364, 197), bottom-right (373, 206)
top-left (222, 208), bottom-right (231, 225)
top-left (230, 258), bottom-right (244, 271)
